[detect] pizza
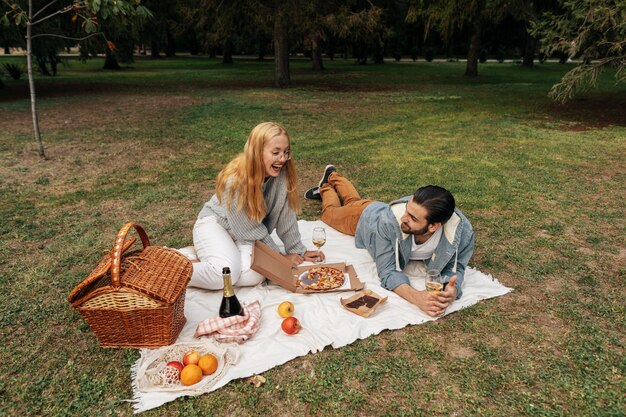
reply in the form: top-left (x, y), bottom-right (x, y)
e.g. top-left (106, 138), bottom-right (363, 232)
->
top-left (298, 266), bottom-right (345, 290)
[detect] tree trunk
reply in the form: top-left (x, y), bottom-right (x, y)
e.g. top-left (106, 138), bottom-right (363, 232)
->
top-left (103, 48), bottom-right (121, 70)
top-left (36, 55), bottom-right (51, 76)
top-left (50, 56), bottom-right (57, 76)
top-left (356, 42), bottom-right (367, 65)
top-left (189, 35), bottom-right (199, 55)
top-left (311, 33), bottom-right (324, 71)
top-left (223, 38), bottom-right (233, 64)
top-left (166, 27), bottom-right (176, 57)
top-left (4, 46), bottom-right (9, 54)
top-left (373, 39), bottom-right (384, 64)
top-left (522, 33), bottom-right (536, 67)
top-left (326, 34), bottom-right (335, 61)
top-left (445, 25), bottom-right (454, 59)
top-left (465, 23), bottom-right (481, 77)
top-left (273, 14), bottom-right (290, 88)
top-left (26, 0), bottom-right (46, 159)
top-left (151, 40), bottom-right (160, 59)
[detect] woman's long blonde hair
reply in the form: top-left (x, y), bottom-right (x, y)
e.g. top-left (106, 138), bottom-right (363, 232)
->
top-left (215, 122), bottom-right (300, 222)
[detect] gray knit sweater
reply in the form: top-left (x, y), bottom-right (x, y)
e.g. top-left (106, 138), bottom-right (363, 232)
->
top-left (197, 171), bottom-right (307, 255)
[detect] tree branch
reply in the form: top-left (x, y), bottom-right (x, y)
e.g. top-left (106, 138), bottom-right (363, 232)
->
top-left (1, 0), bottom-right (17, 9)
top-left (31, 4), bottom-right (73, 26)
top-left (32, 0), bottom-right (60, 19)
top-left (549, 55), bottom-right (625, 102)
top-left (31, 32), bottom-right (103, 41)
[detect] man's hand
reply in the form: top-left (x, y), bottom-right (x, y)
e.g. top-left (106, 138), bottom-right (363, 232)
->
top-left (393, 275), bottom-right (458, 317)
top-left (439, 275), bottom-right (458, 304)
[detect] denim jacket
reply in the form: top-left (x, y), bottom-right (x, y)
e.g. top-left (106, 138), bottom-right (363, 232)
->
top-left (354, 196), bottom-right (474, 298)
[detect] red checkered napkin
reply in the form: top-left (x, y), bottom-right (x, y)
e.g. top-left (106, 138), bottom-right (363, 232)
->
top-left (194, 300), bottom-right (261, 344)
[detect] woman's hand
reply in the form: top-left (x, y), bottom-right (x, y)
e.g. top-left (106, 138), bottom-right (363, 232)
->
top-left (283, 253), bottom-right (304, 265)
top-left (284, 251), bottom-right (326, 265)
top-left (303, 250), bottom-right (324, 263)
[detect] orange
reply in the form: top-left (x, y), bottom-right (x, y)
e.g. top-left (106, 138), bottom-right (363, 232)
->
top-left (198, 354), bottom-right (219, 375)
top-left (180, 364), bottom-right (203, 386)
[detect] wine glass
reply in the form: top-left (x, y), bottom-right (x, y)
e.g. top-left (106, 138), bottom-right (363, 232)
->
top-left (311, 227), bottom-right (326, 264)
top-left (425, 269), bottom-right (444, 292)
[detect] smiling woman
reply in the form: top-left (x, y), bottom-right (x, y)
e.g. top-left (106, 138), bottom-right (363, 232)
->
top-left (263, 135), bottom-right (292, 178)
top-left (189, 122), bottom-right (322, 290)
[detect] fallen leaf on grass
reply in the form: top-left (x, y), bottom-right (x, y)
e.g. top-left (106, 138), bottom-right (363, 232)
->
top-left (247, 375), bottom-right (266, 388)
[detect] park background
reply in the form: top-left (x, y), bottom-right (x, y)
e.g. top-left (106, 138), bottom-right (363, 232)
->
top-left (1, 1), bottom-right (624, 416)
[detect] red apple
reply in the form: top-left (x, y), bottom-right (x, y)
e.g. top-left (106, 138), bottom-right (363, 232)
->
top-left (163, 361), bottom-right (184, 382)
top-left (182, 350), bottom-right (201, 366)
top-left (166, 361), bottom-right (184, 373)
top-left (281, 317), bottom-right (301, 335)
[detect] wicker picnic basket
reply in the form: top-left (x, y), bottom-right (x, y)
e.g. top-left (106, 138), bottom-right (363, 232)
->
top-left (68, 222), bottom-right (192, 348)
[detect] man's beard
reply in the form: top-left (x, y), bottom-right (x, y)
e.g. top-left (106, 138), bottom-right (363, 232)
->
top-left (401, 222), bottom-right (430, 237)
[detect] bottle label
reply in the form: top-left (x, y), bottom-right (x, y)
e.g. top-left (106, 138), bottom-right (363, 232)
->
top-left (220, 272), bottom-right (243, 317)
top-left (223, 274), bottom-right (235, 297)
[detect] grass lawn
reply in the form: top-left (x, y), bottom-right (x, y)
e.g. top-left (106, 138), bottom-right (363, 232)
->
top-left (0, 56), bottom-right (624, 416)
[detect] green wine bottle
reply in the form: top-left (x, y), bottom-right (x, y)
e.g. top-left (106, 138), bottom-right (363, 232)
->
top-left (219, 267), bottom-right (244, 318)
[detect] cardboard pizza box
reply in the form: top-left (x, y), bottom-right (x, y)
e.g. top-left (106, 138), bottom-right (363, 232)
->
top-left (251, 241), bottom-right (364, 294)
top-left (340, 290), bottom-right (387, 318)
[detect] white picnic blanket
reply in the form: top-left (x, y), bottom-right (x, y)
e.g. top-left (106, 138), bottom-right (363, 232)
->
top-left (131, 220), bottom-right (512, 413)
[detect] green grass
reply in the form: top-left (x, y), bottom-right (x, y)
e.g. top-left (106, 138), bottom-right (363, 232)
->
top-left (1, 56), bottom-right (624, 416)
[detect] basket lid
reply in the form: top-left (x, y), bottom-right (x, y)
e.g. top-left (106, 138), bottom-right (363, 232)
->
top-left (68, 237), bottom-right (138, 306)
top-left (121, 246), bottom-right (192, 304)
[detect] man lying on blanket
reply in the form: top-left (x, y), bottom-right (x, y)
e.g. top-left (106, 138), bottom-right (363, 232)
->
top-left (305, 166), bottom-right (474, 317)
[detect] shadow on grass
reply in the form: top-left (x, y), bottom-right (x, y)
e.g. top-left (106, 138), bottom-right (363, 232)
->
top-left (2, 67), bottom-right (624, 132)
top-left (542, 93), bottom-right (626, 130)
top-left (0, 76), bottom-right (424, 103)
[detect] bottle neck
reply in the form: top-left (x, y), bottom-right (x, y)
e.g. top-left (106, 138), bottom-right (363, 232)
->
top-left (223, 274), bottom-right (235, 297)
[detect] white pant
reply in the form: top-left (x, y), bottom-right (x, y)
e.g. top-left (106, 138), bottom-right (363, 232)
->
top-left (189, 216), bottom-right (264, 290)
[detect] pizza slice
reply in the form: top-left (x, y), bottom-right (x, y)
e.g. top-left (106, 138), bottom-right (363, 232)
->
top-left (298, 266), bottom-right (345, 290)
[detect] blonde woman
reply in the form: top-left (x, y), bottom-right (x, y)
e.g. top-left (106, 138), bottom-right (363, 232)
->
top-left (190, 122), bottom-right (323, 289)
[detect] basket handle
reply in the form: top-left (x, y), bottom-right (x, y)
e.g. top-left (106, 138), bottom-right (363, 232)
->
top-left (110, 222), bottom-right (151, 288)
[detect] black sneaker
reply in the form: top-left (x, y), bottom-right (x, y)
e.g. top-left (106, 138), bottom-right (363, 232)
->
top-left (304, 186), bottom-right (322, 201)
top-left (319, 165), bottom-right (336, 188)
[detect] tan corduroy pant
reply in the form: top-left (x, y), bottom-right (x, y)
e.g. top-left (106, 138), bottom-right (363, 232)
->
top-left (320, 172), bottom-right (374, 236)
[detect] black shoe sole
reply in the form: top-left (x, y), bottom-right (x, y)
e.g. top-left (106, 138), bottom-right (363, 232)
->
top-left (319, 165), bottom-right (336, 188)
